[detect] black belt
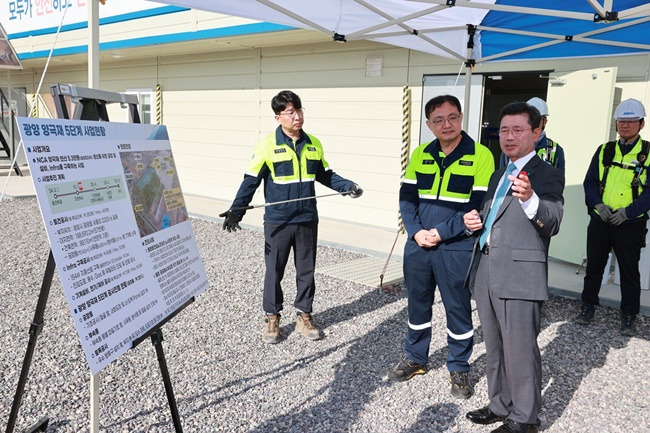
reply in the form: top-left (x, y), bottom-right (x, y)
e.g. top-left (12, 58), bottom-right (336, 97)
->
top-left (481, 244), bottom-right (489, 255)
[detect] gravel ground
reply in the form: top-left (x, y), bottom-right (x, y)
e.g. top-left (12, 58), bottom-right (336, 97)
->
top-left (1, 197), bottom-right (648, 433)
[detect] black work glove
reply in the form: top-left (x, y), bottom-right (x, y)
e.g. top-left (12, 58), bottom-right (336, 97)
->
top-left (609, 208), bottom-right (628, 226)
top-left (218, 210), bottom-right (242, 232)
top-left (349, 184), bottom-right (363, 198)
top-left (594, 203), bottom-right (613, 222)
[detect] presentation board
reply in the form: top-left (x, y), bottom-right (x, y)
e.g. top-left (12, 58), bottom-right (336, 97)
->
top-left (17, 117), bottom-right (210, 374)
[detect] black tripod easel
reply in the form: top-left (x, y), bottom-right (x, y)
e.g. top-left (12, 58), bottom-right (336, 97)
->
top-left (6, 84), bottom-right (189, 433)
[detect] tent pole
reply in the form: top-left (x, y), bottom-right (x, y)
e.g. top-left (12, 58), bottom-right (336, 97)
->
top-left (88, 4), bottom-right (100, 433)
top-left (88, 0), bottom-right (99, 89)
top-left (463, 25), bottom-right (476, 133)
top-left (463, 63), bottom-right (472, 131)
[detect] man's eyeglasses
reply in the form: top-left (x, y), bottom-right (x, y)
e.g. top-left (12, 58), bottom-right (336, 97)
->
top-left (498, 127), bottom-right (532, 137)
top-left (616, 119), bottom-right (641, 125)
top-left (429, 113), bottom-right (461, 126)
top-left (279, 108), bottom-right (304, 118)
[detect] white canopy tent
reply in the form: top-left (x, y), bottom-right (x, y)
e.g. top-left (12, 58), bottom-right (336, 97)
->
top-left (145, 0), bottom-right (650, 268)
top-left (149, 0), bottom-right (650, 127)
top-left (149, 0), bottom-right (650, 62)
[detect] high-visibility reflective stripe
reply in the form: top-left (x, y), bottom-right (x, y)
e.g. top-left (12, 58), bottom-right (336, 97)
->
top-left (419, 193), bottom-right (469, 203)
top-left (403, 178), bottom-right (417, 184)
top-left (447, 328), bottom-right (474, 340)
top-left (408, 320), bottom-right (432, 330)
top-left (473, 185), bottom-right (488, 191)
top-left (244, 173), bottom-right (318, 183)
top-left (438, 195), bottom-right (470, 203)
top-left (272, 177), bottom-right (316, 185)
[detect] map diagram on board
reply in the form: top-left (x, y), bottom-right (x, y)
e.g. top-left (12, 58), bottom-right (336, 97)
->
top-left (44, 176), bottom-right (126, 214)
top-left (121, 150), bottom-right (188, 237)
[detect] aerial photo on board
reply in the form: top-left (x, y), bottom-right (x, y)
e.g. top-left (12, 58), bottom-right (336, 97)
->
top-left (121, 150), bottom-right (188, 237)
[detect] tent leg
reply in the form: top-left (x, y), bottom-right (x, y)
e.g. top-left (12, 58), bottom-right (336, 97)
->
top-left (463, 63), bottom-right (473, 131)
top-left (463, 24), bottom-right (476, 132)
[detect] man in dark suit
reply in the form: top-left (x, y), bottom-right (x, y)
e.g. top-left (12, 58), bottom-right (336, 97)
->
top-left (463, 101), bottom-right (565, 433)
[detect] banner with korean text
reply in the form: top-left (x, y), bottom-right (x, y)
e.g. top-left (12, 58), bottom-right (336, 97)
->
top-left (17, 117), bottom-right (210, 374)
top-left (2, 0), bottom-right (176, 36)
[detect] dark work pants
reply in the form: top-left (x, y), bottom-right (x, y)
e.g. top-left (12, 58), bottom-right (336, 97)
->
top-left (263, 221), bottom-right (318, 315)
top-left (582, 218), bottom-right (646, 316)
top-left (402, 241), bottom-right (474, 371)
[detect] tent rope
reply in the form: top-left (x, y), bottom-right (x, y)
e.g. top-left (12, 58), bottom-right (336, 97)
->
top-left (380, 85), bottom-right (412, 287)
top-left (398, 85), bottom-right (411, 233)
top-left (156, 84), bottom-right (162, 125)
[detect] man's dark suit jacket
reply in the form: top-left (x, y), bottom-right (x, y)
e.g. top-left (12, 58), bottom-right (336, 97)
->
top-left (467, 155), bottom-right (565, 300)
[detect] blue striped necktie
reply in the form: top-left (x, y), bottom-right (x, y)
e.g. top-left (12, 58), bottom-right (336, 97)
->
top-left (479, 163), bottom-right (516, 248)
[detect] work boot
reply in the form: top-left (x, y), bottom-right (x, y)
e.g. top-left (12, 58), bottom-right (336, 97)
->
top-left (449, 371), bottom-right (473, 399)
top-left (620, 314), bottom-right (637, 337)
top-left (575, 302), bottom-right (595, 325)
top-left (296, 312), bottom-right (321, 341)
top-left (387, 357), bottom-right (427, 382)
top-left (262, 313), bottom-right (281, 344)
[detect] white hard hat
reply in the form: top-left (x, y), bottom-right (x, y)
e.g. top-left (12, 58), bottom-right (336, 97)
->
top-left (614, 98), bottom-right (646, 120)
top-left (527, 97), bottom-right (549, 116)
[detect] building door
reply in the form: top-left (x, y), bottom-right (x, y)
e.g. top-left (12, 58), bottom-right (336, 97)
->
top-left (479, 72), bottom-right (550, 168)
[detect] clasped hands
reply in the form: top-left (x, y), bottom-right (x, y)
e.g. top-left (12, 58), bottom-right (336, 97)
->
top-left (414, 228), bottom-right (442, 248)
top-left (594, 203), bottom-right (628, 226)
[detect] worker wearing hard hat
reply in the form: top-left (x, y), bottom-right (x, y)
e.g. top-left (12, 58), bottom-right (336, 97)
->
top-left (578, 98), bottom-right (650, 336)
top-left (499, 97), bottom-right (565, 172)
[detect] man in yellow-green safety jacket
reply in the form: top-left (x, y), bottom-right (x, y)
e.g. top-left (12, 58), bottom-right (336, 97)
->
top-left (387, 95), bottom-right (494, 400)
top-left (578, 98), bottom-right (650, 336)
top-left (220, 90), bottom-right (362, 344)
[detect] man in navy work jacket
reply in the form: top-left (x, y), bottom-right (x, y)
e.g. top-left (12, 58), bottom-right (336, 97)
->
top-left (388, 94), bottom-right (494, 400)
top-left (577, 98), bottom-right (650, 336)
top-left (220, 90), bottom-right (362, 344)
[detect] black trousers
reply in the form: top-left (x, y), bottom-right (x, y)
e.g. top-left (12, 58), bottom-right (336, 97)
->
top-left (582, 217), bottom-right (647, 315)
top-left (263, 221), bottom-right (318, 315)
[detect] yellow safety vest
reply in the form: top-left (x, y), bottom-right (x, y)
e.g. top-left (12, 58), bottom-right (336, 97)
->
top-left (598, 137), bottom-right (648, 216)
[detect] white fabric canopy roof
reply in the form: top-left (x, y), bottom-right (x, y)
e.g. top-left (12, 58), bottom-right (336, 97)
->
top-left (151, 0), bottom-right (650, 63)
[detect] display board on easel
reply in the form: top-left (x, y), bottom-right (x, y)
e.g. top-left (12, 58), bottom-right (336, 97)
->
top-left (18, 114), bottom-right (209, 372)
top-left (6, 84), bottom-right (209, 433)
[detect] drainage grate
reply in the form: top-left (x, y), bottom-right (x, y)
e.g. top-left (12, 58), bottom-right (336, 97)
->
top-left (317, 256), bottom-right (403, 288)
